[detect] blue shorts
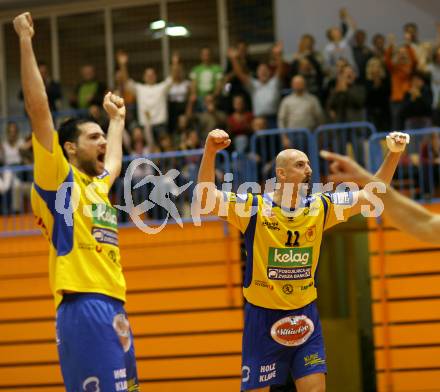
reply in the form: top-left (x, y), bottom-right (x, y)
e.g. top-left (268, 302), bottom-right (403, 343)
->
top-left (56, 293), bottom-right (139, 392)
top-left (241, 301), bottom-right (326, 390)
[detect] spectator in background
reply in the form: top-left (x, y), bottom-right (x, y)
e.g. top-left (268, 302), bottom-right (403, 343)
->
top-left (401, 72), bottom-right (433, 129)
top-left (352, 29), bottom-right (373, 82)
top-left (87, 104), bottom-right (109, 130)
top-left (324, 8), bottom-right (357, 76)
top-left (327, 64), bottom-right (366, 123)
top-left (19, 62), bottom-right (62, 113)
top-left (228, 43), bottom-right (284, 128)
top-left (403, 22), bottom-right (424, 62)
top-left (70, 64), bottom-right (106, 109)
top-left (278, 75), bottom-right (324, 130)
top-left (196, 94), bottom-right (227, 139)
top-left (251, 116), bottom-right (267, 133)
top-left (428, 46), bottom-right (440, 125)
top-left (114, 68), bottom-right (137, 125)
top-left (1, 122), bottom-right (24, 166)
top-left (385, 35), bottom-right (417, 129)
top-left (223, 41), bottom-right (257, 112)
top-left (365, 57), bottom-right (391, 130)
top-left (190, 47), bottom-right (223, 110)
top-left (168, 55), bottom-right (191, 134)
top-left (268, 42), bottom-right (291, 89)
top-left (290, 34), bottom-right (324, 101)
top-left (116, 51), bottom-right (180, 139)
top-left (227, 95), bottom-right (253, 152)
top-left (371, 33), bottom-right (387, 62)
top-left (227, 95), bottom-right (253, 137)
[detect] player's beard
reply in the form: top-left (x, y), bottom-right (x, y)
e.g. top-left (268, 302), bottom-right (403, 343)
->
top-left (78, 156), bottom-right (101, 177)
top-left (301, 175), bottom-right (312, 198)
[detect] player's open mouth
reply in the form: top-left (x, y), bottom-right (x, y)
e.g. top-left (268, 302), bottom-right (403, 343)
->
top-left (97, 153), bottom-right (105, 163)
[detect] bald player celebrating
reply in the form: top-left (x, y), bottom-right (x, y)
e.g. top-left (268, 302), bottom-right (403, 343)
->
top-left (14, 12), bottom-right (139, 391)
top-left (197, 129), bottom-right (408, 392)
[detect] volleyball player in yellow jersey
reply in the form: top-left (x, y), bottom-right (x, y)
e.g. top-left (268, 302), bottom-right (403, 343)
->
top-left (197, 129), bottom-right (408, 392)
top-left (14, 12), bottom-right (139, 391)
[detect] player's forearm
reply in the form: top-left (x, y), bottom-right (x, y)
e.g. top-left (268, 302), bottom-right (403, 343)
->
top-left (374, 152), bottom-right (402, 184)
top-left (20, 37), bottom-right (49, 112)
top-left (105, 118), bottom-right (124, 178)
top-left (380, 185), bottom-right (440, 244)
top-left (198, 148), bottom-right (217, 186)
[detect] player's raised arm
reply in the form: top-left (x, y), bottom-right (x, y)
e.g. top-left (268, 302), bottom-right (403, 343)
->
top-left (197, 129), bottom-right (231, 216)
top-left (14, 12), bottom-right (54, 152)
top-left (332, 131), bottom-right (409, 219)
top-left (321, 149), bottom-right (440, 244)
top-left (103, 92), bottom-right (125, 186)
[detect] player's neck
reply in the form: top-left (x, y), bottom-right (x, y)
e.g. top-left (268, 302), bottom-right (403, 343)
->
top-left (272, 187), bottom-right (299, 209)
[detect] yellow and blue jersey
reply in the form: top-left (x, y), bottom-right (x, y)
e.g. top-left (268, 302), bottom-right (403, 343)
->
top-left (223, 191), bottom-right (349, 310)
top-left (31, 131), bottom-right (126, 308)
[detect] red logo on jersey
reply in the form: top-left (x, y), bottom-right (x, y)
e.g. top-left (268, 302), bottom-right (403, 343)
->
top-left (305, 226), bottom-right (316, 242)
top-left (270, 315), bottom-right (314, 346)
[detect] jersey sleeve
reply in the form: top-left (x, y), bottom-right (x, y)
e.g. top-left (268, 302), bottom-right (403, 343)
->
top-left (319, 192), bottom-right (352, 231)
top-left (221, 192), bottom-right (255, 233)
top-left (32, 131), bottom-right (70, 190)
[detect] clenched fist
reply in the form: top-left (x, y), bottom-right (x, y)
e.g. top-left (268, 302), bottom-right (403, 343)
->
top-left (13, 12), bottom-right (34, 39)
top-left (205, 129), bottom-right (231, 153)
top-left (386, 131), bottom-right (410, 153)
top-left (103, 92), bottom-right (125, 120)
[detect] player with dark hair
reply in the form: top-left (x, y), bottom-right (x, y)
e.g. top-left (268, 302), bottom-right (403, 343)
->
top-left (14, 12), bottom-right (139, 391)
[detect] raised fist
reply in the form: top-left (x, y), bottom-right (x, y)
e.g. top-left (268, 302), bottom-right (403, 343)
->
top-left (386, 132), bottom-right (410, 153)
top-left (103, 92), bottom-right (125, 120)
top-left (13, 12), bottom-right (34, 39)
top-left (205, 129), bottom-right (231, 153)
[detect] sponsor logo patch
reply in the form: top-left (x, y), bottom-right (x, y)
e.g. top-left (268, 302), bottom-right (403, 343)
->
top-left (259, 363), bottom-right (277, 383)
top-left (92, 204), bottom-right (118, 230)
top-left (113, 314), bottom-right (131, 353)
top-left (270, 315), bottom-right (314, 347)
top-left (254, 280), bottom-right (274, 290)
top-left (267, 267), bottom-right (312, 280)
top-left (268, 247), bottom-right (312, 267)
top-left (282, 284), bottom-right (293, 294)
top-left (305, 226), bottom-right (316, 242)
top-left (329, 192), bottom-right (352, 205)
top-left (92, 227), bottom-right (119, 247)
top-left (304, 352), bottom-right (326, 367)
top-left (262, 220), bottom-right (280, 231)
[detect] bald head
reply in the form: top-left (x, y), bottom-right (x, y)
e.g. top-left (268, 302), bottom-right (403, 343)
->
top-left (275, 149), bottom-right (312, 185)
top-left (276, 149), bottom-right (306, 170)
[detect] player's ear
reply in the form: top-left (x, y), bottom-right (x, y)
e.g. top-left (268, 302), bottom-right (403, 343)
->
top-left (64, 141), bottom-right (77, 158)
top-left (276, 167), bottom-right (285, 182)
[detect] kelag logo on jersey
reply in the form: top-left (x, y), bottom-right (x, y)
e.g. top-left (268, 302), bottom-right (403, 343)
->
top-left (267, 247), bottom-right (313, 280)
top-left (91, 204), bottom-right (118, 230)
top-left (268, 247), bottom-right (312, 267)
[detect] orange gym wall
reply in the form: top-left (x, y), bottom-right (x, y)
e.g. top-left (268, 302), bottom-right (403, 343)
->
top-left (0, 220), bottom-right (243, 391)
top-left (368, 203), bottom-right (440, 392)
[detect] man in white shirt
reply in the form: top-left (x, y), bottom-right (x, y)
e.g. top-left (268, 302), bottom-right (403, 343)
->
top-left (278, 75), bottom-right (324, 130)
top-left (116, 51), bottom-right (179, 138)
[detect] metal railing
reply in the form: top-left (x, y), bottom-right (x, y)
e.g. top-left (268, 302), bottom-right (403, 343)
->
top-left (3, 121), bottom-right (440, 236)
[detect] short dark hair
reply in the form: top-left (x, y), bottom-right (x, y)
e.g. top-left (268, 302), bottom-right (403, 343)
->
top-left (58, 118), bottom-right (90, 158)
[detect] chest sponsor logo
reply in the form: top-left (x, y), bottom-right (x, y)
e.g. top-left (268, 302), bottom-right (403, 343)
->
top-left (267, 247), bottom-right (313, 280)
top-left (92, 227), bottom-right (119, 247)
top-left (268, 247), bottom-right (312, 267)
top-left (270, 315), bottom-right (314, 347)
top-left (254, 280), bottom-right (274, 290)
top-left (92, 204), bottom-right (117, 230)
